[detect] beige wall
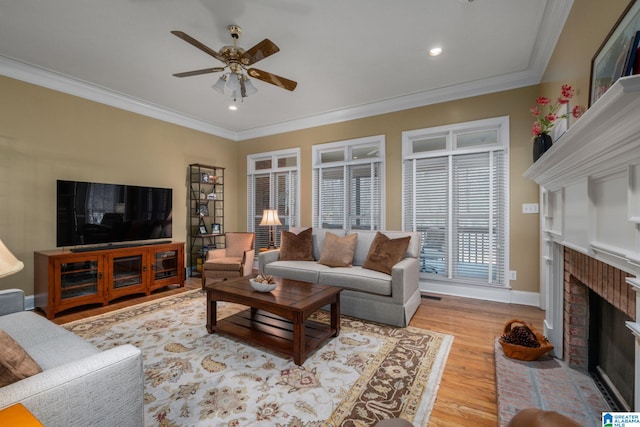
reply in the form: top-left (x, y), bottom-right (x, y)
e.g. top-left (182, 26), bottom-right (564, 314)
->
top-left (238, 86), bottom-right (542, 293)
top-left (0, 76), bottom-right (237, 294)
top-left (0, 0), bottom-right (629, 297)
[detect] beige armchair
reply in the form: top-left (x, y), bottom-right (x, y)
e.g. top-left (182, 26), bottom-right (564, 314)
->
top-left (202, 232), bottom-right (255, 287)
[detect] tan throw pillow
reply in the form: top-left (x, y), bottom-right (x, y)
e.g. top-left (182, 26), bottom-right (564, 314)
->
top-left (279, 228), bottom-right (314, 261)
top-left (0, 329), bottom-right (42, 387)
top-left (318, 232), bottom-right (358, 267)
top-left (363, 232), bottom-right (411, 274)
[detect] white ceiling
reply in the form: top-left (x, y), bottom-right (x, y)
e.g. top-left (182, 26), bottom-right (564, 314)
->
top-left (0, 0), bottom-right (573, 141)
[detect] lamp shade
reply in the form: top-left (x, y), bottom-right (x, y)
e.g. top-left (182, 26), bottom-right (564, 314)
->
top-left (212, 75), bottom-right (227, 94)
top-left (259, 209), bottom-right (282, 226)
top-left (0, 240), bottom-right (24, 278)
top-left (243, 78), bottom-right (258, 96)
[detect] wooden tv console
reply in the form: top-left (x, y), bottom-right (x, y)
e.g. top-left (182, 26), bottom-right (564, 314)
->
top-left (34, 242), bottom-right (185, 319)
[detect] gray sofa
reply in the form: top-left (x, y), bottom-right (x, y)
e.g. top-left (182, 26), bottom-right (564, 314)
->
top-left (0, 289), bottom-right (144, 427)
top-left (259, 228), bottom-right (422, 327)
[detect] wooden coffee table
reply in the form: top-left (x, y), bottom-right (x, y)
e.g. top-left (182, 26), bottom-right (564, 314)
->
top-left (205, 275), bottom-right (341, 365)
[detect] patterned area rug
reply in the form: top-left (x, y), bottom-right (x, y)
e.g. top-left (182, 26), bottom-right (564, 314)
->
top-left (64, 290), bottom-right (452, 426)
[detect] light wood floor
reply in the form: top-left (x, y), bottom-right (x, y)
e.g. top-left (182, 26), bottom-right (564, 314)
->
top-left (52, 278), bottom-right (544, 426)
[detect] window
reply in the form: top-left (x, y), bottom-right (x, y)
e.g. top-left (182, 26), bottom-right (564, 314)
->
top-left (247, 149), bottom-right (300, 250)
top-left (312, 136), bottom-right (385, 230)
top-left (402, 117), bottom-right (509, 286)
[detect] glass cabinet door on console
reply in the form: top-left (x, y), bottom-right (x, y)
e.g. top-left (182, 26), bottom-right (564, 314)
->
top-left (54, 254), bottom-right (105, 313)
top-left (149, 245), bottom-right (183, 291)
top-left (107, 249), bottom-right (149, 301)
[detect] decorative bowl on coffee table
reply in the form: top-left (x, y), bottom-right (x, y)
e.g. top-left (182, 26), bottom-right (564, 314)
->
top-left (249, 278), bottom-right (277, 292)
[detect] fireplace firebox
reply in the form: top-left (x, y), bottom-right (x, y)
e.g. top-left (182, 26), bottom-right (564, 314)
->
top-left (563, 247), bottom-right (635, 411)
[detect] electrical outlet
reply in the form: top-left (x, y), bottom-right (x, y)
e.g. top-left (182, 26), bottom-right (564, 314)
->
top-left (522, 203), bottom-right (539, 214)
top-left (509, 270), bottom-right (517, 281)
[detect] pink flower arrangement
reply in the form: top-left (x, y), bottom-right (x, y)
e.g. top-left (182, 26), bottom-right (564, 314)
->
top-left (530, 84), bottom-right (584, 139)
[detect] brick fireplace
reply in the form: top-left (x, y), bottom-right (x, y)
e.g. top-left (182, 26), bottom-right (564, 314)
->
top-left (563, 247), bottom-right (635, 369)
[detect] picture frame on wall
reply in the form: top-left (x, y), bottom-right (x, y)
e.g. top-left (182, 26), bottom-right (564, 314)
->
top-left (623, 30), bottom-right (640, 76)
top-left (590, 0), bottom-right (640, 106)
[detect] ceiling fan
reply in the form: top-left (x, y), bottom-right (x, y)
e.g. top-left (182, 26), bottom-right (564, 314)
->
top-left (171, 25), bottom-right (297, 100)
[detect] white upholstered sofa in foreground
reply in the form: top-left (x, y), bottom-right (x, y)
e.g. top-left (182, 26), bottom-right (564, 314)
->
top-left (0, 289), bottom-right (144, 427)
top-left (259, 228), bottom-right (421, 327)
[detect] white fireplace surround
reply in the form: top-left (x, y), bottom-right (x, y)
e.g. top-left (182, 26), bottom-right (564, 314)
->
top-left (524, 75), bottom-right (640, 410)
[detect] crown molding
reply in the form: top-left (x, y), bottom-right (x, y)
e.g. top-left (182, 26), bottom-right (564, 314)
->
top-left (237, 68), bottom-right (541, 140)
top-left (0, 55), bottom-right (237, 141)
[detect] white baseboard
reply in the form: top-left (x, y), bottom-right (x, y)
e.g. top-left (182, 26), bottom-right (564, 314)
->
top-left (419, 280), bottom-right (540, 307)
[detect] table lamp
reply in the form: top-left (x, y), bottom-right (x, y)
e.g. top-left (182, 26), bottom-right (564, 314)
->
top-left (259, 209), bottom-right (282, 249)
top-left (0, 239), bottom-right (24, 278)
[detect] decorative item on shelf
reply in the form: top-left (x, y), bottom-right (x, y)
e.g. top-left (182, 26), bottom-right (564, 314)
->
top-left (200, 189), bottom-right (206, 200)
top-left (529, 84), bottom-right (583, 162)
top-left (199, 225), bottom-right (208, 235)
top-left (211, 223), bottom-right (221, 234)
top-left (198, 204), bottom-right (209, 217)
top-left (210, 175), bottom-right (219, 184)
top-left (0, 240), bottom-right (24, 278)
top-left (201, 173), bottom-right (210, 183)
top-left (259, 209), bottom-right (281, 249)
top-left (499, 319), bottom-right (554, 361)
top-left (532, 134), bottom-right (553, 163)
top-left (206, 192), bottom-right (217, 200)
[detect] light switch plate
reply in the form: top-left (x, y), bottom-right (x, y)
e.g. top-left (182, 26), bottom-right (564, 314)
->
top-left (522, 203), bottom-right (539, 214)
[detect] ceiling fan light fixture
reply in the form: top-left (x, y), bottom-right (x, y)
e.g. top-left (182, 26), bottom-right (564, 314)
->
top-left (212, 75), bottom-right (227, 93)
top-left (227, 73), bottom-right (241, 93)
top-left (172, 27), bottom-right (297, 98)
top-left (243, 77), bottom-right (258, 96)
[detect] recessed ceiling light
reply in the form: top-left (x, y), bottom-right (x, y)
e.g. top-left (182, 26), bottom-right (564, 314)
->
top-left (428, 47), bottom-right (443, 57)
top-left (228, 104), bottom-right (238, 111)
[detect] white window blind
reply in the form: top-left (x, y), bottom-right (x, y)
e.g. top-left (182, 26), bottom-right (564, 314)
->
top-left (312, 136), bottom-right (385, 230)
top-left (247, 149), bottom-right (300, 251)
top-left (402, 117), bottom-right (509, 287)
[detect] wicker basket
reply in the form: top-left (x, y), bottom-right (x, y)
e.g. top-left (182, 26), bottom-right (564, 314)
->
top-left (499, 319), bottom-right (554, 361)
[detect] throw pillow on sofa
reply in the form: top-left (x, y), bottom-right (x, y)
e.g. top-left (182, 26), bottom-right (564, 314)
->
top-left (0, 329), bottom-right (42, 387)
top-left (279, 227), bottom-right (314, 261)
top-left (363, 231), bottom-right (411, 274)
top-left (318, 232), bottom-right (358, 267)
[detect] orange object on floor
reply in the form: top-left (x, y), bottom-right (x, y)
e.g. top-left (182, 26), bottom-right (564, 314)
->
top-left (0, 403), bottom-right (44, 426)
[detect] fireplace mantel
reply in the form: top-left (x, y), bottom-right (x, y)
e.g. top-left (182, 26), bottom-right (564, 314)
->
top-left (524, 75), bottom-right (640, 276)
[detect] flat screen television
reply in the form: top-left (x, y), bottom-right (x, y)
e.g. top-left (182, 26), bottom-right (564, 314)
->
top-left (56, 180), bottom-right (173, 248)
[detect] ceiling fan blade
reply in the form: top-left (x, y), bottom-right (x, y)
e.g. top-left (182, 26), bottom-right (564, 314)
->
top-left (173, 67), bottom-right (225, 78)
top-left (248, 68), bottom-right (297, 91)
top-left (171, 30), bottom-right (227, 64)
top-left (243, 39), bottom-right (280, 65)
